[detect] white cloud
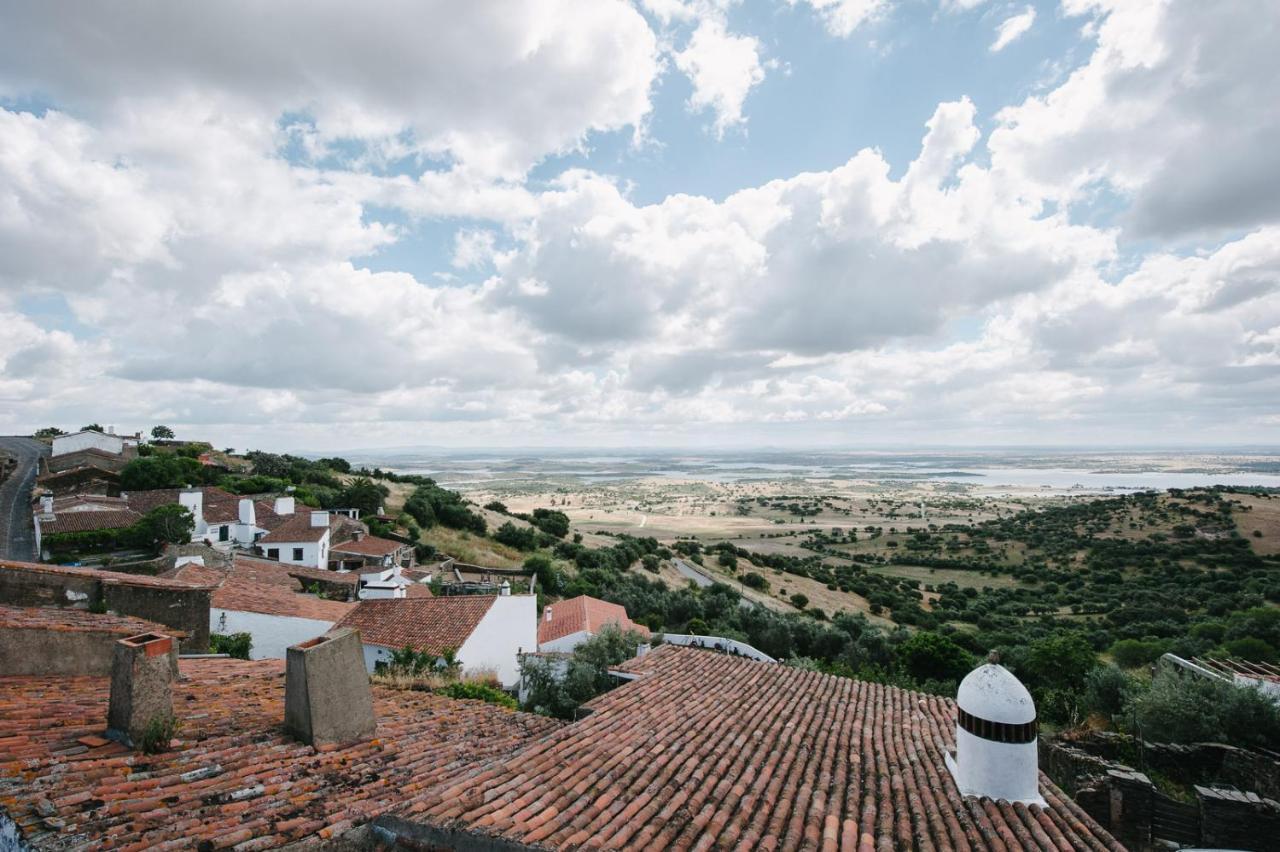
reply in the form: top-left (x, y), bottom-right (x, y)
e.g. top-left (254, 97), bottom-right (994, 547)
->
top-left (0, 0), bottom-right (661, 178)
top-left (787, 0), bottom-right (890, 37)
top-left (990, 6), bottom-right (1036, 52)
top-left (674, 18), bottom-right (768, 136)
top-left (989, 0), bottom-right (1280, 238)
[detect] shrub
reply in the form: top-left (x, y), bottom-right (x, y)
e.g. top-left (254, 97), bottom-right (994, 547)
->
top-left (1109, 638), bottom-right (1169, 669)
top-left (741, 572), bottom-right (769, 591)
top-left (138, 714), bottom-right (181, 754)
top-left (789, 593), bottom-right (809, 610)
top-left (1083, 665), bottom-right (1134, 721)
top-left (897, 632), bottom-right (973, 683)
top-left (1127, 667), bottom-right (1280, 751)
top-left (439, 681), bottom-right (517, 709)
top-left (210, 632), bottom-right (252, 660)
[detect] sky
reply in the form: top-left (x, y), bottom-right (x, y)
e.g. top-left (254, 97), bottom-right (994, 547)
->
top-left (0, 0), bottom-right (1277, 452)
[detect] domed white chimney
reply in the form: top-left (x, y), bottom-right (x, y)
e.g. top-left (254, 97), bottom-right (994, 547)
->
top-left (945, 652), bottom-right (1043, 806)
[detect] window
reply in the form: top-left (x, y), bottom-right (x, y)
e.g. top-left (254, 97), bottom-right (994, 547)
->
top-left (218, 525), bottom-right (229, 542)
top-left (267, 548), bottom-right (279, 560)
top-left (292, 547), bottom-right (304, 561)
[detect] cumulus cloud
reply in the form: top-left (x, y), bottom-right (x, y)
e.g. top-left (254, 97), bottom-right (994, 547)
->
top-left (0, 0), bottom-right (661, 178)
top-left (990, 6), bottom-right (1036, 52)
top-left (674, 17), bottom-right (768, 136)
top-left (989, 0), bottom-right (1280, 238)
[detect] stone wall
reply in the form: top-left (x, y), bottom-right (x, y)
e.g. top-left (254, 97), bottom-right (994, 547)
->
top-left (0, 561), bottom-right (211, 652)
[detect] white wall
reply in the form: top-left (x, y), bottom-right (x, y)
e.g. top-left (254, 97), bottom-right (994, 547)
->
top-left (360, 595), bottom-right (536, 689)
top-left (211, 609), bottom-right (336, 660)
top-left (539, 629), bottom-right (590, 654)
top-left (260, 530), bottom-right (330, 569)
top-left (459, 594), bottom-right (537, 688)
top-left (52, 431), bottom-right (125, 457)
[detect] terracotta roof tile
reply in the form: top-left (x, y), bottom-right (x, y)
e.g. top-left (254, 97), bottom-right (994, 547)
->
top-left (0, 559), bottom-right (218, 590)
top-left (330, 535), bottom-right (408, 557)
top-left (0, 604), bottom-right (177, 638)
top-left (38, 509), bottom-right (140, 534)
top-left (538, 594), bottom-right (650, 646)
top-left (0, 658), bottom-right (561, 849)
top-left (334, 597), bottom-right (495, 653)
top-left (394, 645), bottom-right (1125, 852)
top-left (257, 513), bottom-right (331, 543)
top-left (202, 557), bottom-right (354, 622)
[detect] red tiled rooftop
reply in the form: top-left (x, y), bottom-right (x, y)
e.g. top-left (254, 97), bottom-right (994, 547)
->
top-left (0, 658), bottom-right (561, 849)
top-left (330, 535), bottom-right (407, 557)
top-left (397, 645), bottom-right (1124, 851)
top-left (0, 604), bottom-right (180, 638)
top-left (37, 509), bottom-right (140, 534)
top-left (335, 596), bottom-right (495, 653)
top-left (257, 512), bottom-right (332, 543)
top-left (0, 559), bottom-right (218, 590)
top-left (538, 594), bottom-right (650, 646)
top-left (203, 556), bottom-right (354, 622)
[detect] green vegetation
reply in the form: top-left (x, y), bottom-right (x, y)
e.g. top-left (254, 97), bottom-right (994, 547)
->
top-left (150, 425), bottom-right (175, 440)
top-left (209, 632), bottom-right (252, 660)
top-left (520, 624), bottom-right (650, 718)
top-left (44, 505), bottom-right (195, 559)
top-left (439, 681), bottom-right (518, 709)
top-left (138, 714), bottom-right (182, 754)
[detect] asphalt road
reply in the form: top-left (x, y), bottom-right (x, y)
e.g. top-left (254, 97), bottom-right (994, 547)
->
top-left (0, 436), bottom-right (47, 561)
top-left (672, 557), bottom-right (757, 610)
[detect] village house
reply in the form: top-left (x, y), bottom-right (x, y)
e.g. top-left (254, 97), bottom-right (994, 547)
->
top-left (537, 593), bottom-right (651, 652)
top-left (50, 428), bottom-right (140, 458)
top-left (0, 630), bottom-right (1126, 851)
top-left (328, 529), bottom-right (414, 570)
top-left (335, 593), bottom-right (536, 688)
top-left (170, 555), bottom-right (354, 660)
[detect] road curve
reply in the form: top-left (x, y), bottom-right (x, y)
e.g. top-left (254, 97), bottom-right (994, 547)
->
top-left (0, 436), bottom-right (48, 561)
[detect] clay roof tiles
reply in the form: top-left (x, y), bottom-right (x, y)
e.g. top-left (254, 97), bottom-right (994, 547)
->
top-left (396, 645), bottom-right (1125, 852)
top-left (257, 512), bottom-right (332, 543)
top-left (0, 604), bottom-right (179, 638)
top-left (330, 535), bottom-right (407, 557)
top-left (0, 559), bottom-right (218, 590)
top-left (538, 594), bottom-right (651, 646)
top-left (334, 596), bottom-right (495, 653)
top-left (38, 509), bottom-right (140, 534)
top-left (0, 658), bottom-right (561, 849)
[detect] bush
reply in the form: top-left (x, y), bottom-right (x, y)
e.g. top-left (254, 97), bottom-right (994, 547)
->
top-left (897, 632), bottom-right (973, 683)
top-left (789, 593), bottom-right (809, 610)
top-left (525, 554), bottom-right (562, 595)
top-left (439, 681), bottom-right (517, 709)
top-left (138, 714), bottom-right (181, 754)
top-left (1222, 637), bottom-right (1277, 663)
top-left (741, 573), bottom-right (769, 591)
top-left (1127, 667), bottom-right (1280, 751)
top-left (530, 508), bottom-right (570, 538)
top-left (1109, 638), bottom-right (1169, 669)
top-left (495, 522), bottom-right (541, 551)
top-left (1083, 665), bottom-right (1134, 721)
top-left (210, 632), bottom-right (252, 660)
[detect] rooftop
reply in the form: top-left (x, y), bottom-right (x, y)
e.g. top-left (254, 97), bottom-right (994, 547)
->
top-left (538, 594), bottom-right (651, 646)
top-left (1189, 655), bottom-right (1280, 684)
top-left (335, 596), bottom-right (496, 653)
top-left (0, 658), bottom-right (561, 849)
top-left (184, 555), bottom-right (355, 622)
top-left (0, 604), bottom-right (179, 638)
top-left (37, 509), bottom-right (141, 535)
top-left (330, 534), bottom-right (407, 557)
top-left (395, 645), bottom-right (1123, 851)
top-left (257, 512), bottom-right (332, 544)
top-left (0, 559), bottom-right (219, 590)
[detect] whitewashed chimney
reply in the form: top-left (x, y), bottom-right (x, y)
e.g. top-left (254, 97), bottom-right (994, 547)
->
top-left (238, 498), bottom-right (256, 526)
top-left (178, 488), bottom-right (204, 528)
top-left (310, 510), bottom-right (329, 528)
top-left (500, 580), bottom-right (511, 596)
top-left (274, 496), bottom-right (295, 516)
top-left (39, 494), bottom-right (54, 518)
top-left (946, 653), bottom-right (1043, 805)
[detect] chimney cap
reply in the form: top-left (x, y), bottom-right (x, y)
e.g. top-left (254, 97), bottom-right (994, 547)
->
top-left (957, 662), bottom-right (1035, 725)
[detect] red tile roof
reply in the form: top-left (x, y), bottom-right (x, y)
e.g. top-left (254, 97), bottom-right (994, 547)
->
top-left (330, 535), bottom-right (407, 557)
top-left (257, 512), bottom-right (331, 543)
top-left (538, 594), bottom-right (650, 646)
top-left (0, 604), bottom-right (180, 638)
top-left (38, 509), bottom-right (141, 534)
top-left (334, 597), bottom-right (495, 653)
top-left (0, 658), bottom-right (561, 849)
top-left (399, 645), bottom-right (1124, 851)
top-left (192, 556), bottom-right (355, 622)
top-left (0, 559), bottom-right (219, 590)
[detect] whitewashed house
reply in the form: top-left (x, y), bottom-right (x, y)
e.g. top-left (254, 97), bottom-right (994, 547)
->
top-left (51, 428), bottom-right (138, 458)
top-left (538, 595), bottom-right (650, 653)
top-left (335, 593), bottom-right (537, 688)
top-left (255, 510), bottom-right (333, 569)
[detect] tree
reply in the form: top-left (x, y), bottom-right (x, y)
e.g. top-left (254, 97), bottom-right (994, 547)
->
top-left (120, 455), bottom-right (207, 490)
top-left (790, 593), bottom-right (809, 610)
top-left (137, 504), bottom-right (195, 548)
top-left (338, 477), bottom-right (386, 517)
top-left (151, 425), bottom-right (175, 440)
top-left (521, 624), bottom-right (647, 719)
top-left (897, 632), bottom-right (973, 683)
top-left (80, 423), bottom-right (104, 433)
top-left (1109, 638), bottom-right (1169, 669)
top-left (33, 426), bottom-right (65, 439)
top-left (530, 508), bottom-right (570, 538)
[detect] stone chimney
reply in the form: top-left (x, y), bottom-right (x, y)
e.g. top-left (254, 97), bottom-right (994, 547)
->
top-left (946, 656), bottom-right (1043, 806)
top-left (238, 498), bottom-right (256, 526)
top-left (106, 633), bottom-right (178, 748)
top-left (284, 629), bottom-right (375, 747)
top-left (274, 496), bottom-right (295, 516)
top-left (353, 529), bottom-right (366, 542)
top-left (310, 510), bottom-right (329, 528)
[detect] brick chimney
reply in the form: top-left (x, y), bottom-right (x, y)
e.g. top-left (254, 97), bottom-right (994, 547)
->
top-left (284, 629), bottom-right (375, 747)
top-left (106, 633), bottom-right (178, 748)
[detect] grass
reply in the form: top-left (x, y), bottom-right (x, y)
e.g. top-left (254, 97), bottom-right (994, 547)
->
top-left (418, 525), bottom-right (526, 568)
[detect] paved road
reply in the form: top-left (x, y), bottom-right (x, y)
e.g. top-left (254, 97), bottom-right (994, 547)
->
top-left (672, 557), bottom-right (759, 610)
top-left (0, 437), bottom-right (47, 561)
